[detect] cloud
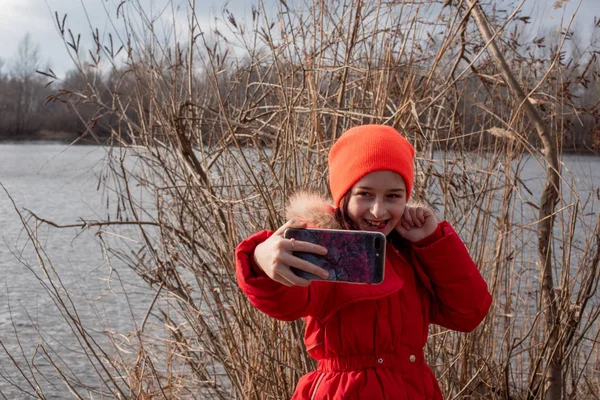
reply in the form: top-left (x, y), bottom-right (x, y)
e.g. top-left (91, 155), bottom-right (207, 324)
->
top-left (0, 0), bottom-right (53, 61)
top-left (0, 0), bottom-right (597, 77)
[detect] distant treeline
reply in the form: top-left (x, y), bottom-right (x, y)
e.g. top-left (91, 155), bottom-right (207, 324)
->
top-left (0, 35), bottom-right (99, 143)
top-left (1, 29), bottom-right (599, 152)
top-left (0, 71), bottom-right (106, 143)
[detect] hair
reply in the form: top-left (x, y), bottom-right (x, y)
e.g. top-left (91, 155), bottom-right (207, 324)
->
top-left (334, 191), bottom-right (361, 231)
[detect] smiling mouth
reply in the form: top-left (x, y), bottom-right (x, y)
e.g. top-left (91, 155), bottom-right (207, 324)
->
top-left (364, 219), bottom-right (388, 229)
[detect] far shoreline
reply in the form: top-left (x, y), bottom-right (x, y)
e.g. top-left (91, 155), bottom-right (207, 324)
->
top-left (2, 138), bottom-right (598, 156)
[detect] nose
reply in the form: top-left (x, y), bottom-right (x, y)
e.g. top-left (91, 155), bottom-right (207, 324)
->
top-left (370, 198), bottom-right (386, 219)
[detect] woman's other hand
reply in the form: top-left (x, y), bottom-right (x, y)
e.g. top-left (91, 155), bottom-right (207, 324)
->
top-left (253, 219), bottom-right (329, 287)
top-left (395, 205), bottom-right (438, 243)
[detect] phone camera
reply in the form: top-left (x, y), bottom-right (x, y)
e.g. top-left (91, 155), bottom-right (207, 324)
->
top-left (374, 236), bottom-right (383, 250)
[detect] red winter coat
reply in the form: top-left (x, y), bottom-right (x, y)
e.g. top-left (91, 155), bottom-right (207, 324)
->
top-left (235, 194), bottom-right (492, 399)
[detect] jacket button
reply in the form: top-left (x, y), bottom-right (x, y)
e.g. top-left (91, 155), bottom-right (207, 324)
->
top-left (377, 358), bottom-right (383, 364)
top-left (409, 355), bottom-right (416, 363)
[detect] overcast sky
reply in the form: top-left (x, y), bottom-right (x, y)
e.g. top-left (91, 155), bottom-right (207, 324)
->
top-left (0, 0), bottom-right (598, 78)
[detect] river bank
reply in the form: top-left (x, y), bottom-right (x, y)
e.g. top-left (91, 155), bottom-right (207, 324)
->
top-left (2, 134), bottom-right (599, 154)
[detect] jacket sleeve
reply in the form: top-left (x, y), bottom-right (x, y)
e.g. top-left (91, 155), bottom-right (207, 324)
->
top-left (235, 230), bottom-right (330, 321)
top-left (412, 221), bottom-right (492, 332)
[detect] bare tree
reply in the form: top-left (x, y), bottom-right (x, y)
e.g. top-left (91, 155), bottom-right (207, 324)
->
top-left (11, 33), bottom-right (42, 136)
top-left (0, 57), bottom-right (8, 136)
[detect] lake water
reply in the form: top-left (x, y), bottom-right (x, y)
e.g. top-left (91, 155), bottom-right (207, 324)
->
top-left (0, 144), bottom-right (157, 399)
top-left (0, 144), bottom-right (599, 398)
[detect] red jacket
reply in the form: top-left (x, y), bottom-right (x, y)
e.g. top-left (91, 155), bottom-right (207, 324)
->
top-left (236, 196), bottom-right (491, 399)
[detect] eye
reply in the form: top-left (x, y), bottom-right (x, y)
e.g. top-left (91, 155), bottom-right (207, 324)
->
top-left (387, 193), bottom-right (402, 199)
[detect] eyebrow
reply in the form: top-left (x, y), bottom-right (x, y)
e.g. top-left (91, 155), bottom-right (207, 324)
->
top-left (355, 186), bottom-right (406, 192)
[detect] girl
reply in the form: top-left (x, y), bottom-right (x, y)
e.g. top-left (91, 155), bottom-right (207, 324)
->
top-left (235, 125), bottom-right (492, 399)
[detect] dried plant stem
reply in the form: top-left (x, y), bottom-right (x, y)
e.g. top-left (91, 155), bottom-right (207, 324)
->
top-left (467, 1), bottom-right (563, 398)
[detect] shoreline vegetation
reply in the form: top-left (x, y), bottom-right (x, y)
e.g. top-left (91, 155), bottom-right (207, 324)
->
top-left (1, 0), bottom-right (600, 399)
top-left (2, 134), bottom-right (600, 154)
top-left (1, 10), bottom-right (599, 153)
top-left (3, 136), bottom-right (600, 156)
top-left (0, 131), bottom-right (83, 144)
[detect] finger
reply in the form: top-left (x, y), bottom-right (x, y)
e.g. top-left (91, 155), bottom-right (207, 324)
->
top-left (273, 275), bottom-right (293, 287)
top-left (410, 207), bottom-right (422, 227)
top-left (283, 253), bottom-right (330, 279)
top-left (400, 216), bottom-right (411, 231)
top-left (423, 207), bottom-right (434, 220)
top-left (289, 240), bottom-right (328, 256)
top-left (271, 263), bottom-right (298, 286)
top-left (396, 223), bottom-right (407, 234)
top-left (279, 268), bottom-right (311, 287)
top-left (416, 207), bottom-right (425, 225)
top-left (274, 219), bottom-right (308, 236)
top-left (403, 207), bottom-right (415, 226)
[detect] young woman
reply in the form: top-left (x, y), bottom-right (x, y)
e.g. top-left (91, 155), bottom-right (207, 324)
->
top-left (235, 125), bottom-right (492, 399)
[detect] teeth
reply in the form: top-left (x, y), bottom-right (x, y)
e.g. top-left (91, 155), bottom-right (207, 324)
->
top-left (366, 220), bottom-right (385, 227)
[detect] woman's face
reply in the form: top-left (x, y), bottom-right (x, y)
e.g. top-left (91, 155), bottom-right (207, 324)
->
top-left (346, 171), bottom-right (407, 236)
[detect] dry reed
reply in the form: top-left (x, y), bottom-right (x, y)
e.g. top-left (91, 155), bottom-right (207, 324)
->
top-left (2, 0), bottom-right (600, 398)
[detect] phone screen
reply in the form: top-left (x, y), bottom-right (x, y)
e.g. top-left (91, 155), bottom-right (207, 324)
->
top-left (283, 228), bottom-right (386, 284)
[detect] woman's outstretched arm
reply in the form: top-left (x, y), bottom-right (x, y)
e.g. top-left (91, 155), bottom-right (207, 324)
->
top-left (236, 220), bottom-right (330, 321)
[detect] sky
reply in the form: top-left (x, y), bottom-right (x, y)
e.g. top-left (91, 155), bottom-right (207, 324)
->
top-left (0, 0), bottom-right (598, 78)
top-left (0, 0), bottom-right (251, 76)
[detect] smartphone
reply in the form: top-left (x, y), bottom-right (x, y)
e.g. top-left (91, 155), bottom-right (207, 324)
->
top-left (283, 228), bottom-right (386, 284)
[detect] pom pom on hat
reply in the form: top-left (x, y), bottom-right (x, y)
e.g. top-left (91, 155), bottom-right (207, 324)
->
top-left (328, 125), bottom-right (415, 207)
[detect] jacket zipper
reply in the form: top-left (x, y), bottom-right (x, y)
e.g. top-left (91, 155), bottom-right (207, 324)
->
top-left (310, 372), bottom-right (325, 400)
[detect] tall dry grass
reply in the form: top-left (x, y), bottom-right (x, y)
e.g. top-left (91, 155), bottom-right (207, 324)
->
top-left (2, 0), bottom-right (600, 398)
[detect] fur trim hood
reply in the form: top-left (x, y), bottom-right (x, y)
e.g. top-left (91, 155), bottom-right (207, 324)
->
top-left (285, 191), bottom-right (341, 229)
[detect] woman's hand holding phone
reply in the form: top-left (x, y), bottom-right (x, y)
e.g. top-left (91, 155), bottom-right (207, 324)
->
top-left (253, 219), bottom-right (329, 287)
top-left (395, 205), bottom-right (438, 243)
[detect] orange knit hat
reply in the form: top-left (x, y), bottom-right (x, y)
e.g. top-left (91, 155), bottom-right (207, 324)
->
top-left (328, 125), bottom-right (415, 207)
